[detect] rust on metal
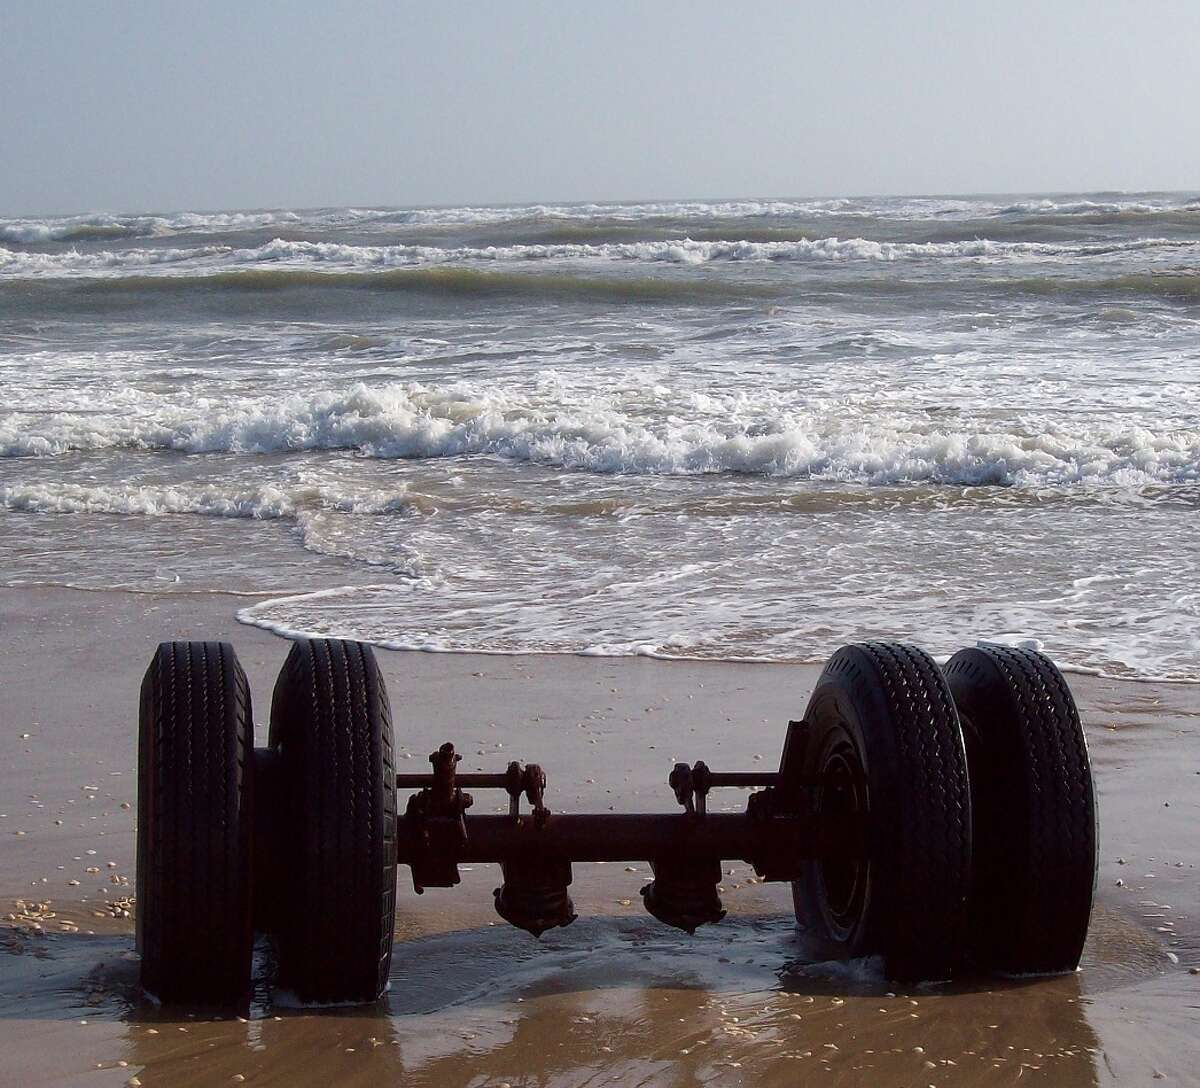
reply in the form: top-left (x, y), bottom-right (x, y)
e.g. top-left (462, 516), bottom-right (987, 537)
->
top-left (404, 742), bottom-right (474, 893)
top-left (397, 740), bottom-right (864, 932)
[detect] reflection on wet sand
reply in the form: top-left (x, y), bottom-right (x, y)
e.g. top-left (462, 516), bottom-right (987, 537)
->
top-left (6, 887), bottom-right (1196, 1088)
top-left (9, 914), bottom-right (1112, 1088)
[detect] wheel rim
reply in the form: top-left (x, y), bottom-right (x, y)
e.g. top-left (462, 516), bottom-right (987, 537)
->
top-left (815, 736), bottom-right (868, 941)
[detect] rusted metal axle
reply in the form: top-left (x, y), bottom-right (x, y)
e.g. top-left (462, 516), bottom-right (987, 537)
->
top-left (394, 770), bottom-right (782, 790)
top-left (397, 740), bottom-right (860, 936)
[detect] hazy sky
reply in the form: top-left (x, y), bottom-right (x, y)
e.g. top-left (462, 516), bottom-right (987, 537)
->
top-left (3, 1), bottom-right (1198, 216)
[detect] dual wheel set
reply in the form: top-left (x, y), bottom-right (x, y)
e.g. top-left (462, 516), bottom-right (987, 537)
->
top-left (136, 637), bottom-right (1096, 1007)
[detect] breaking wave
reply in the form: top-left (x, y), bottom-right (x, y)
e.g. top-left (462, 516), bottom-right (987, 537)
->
top-left (999, 197), bottom-right (1200, 216)
top-left (0, 244), bottom-right (233, 273)
top-left (0, 210), bottom-right (308, 244)
top-left (3, 383), bottom-right (1197, 487)
top-left (0, 200), bottom-right (882, 242)
top-left (4, 234), bottom-right (1196, 278)
top-left (0, 480), bottom-right (415, 518)
top-left (4, 193), bottom-right (1195, 246)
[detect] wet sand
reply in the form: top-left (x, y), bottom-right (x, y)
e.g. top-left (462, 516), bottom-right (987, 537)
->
top-left (1, 585), bottom-right (1197, 1086)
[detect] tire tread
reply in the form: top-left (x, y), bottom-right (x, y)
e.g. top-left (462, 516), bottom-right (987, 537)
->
top-left (137, 641), bottom-right (253, 1005)
top-left (273, 638), bottom-right (397, 1003)
top-left (945, 645), bottom-right (1096, 973)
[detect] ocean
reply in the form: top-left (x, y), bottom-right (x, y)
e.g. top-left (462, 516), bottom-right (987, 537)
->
top-left (1, 193), bottom-right (1197, 681)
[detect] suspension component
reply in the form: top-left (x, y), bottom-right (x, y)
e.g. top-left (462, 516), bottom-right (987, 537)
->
top-left (641, 856), bottom-right (726, 934)
top-left (494, 856), bottom-right (578, 936)
top-left (405, 742), bottom-right (474, 893)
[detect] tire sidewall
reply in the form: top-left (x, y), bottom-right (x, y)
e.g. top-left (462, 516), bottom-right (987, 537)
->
top-left (792, 654), bottom-right (907, 961)
top-left (789, 642), bottom-right (971, 981)
top-left (791, 686), bottom-right (878, 957)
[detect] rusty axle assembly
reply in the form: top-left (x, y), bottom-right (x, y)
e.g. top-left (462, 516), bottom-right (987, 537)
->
top-left (389, 741), bottom-right (854, 936)
top-left (136, 637), bottom-right (1098, 1007)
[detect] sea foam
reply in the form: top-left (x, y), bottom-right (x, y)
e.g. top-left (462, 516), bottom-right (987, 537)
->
top-left (3, 382), bottom-right (1197, 487)
top-left (3, 235), bottom-right (1195, 279)
top-left (0, 480), bottom-right (415, 518)
top-left (3, 194), bottom-right (1196, 245)
top-left (3, 193), bottom-right (1196, 248)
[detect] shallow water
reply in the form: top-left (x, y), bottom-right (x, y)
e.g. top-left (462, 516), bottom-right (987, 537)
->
top-left (3, 881), bottom-right (1192, 1088)
top-left (2, 193), bottom-right (1198, 678)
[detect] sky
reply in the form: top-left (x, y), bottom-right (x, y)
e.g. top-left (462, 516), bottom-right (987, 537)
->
top-left (2, 0), bottom-right (1198, 216)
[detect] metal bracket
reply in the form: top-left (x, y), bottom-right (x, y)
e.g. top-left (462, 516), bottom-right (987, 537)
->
top-left (669, 760), bottom-right (714, 817)
top-left (405, 742), bottom-right (474, 893)
top-left (503, 760), bottom-right (551, 826)
top-left (523, 763), bottom-right (551, 827)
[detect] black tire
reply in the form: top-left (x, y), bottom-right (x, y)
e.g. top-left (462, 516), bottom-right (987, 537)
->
top-left (944, 645), bottom-right (1097, 975)
top-left (787, 642), bottom-right (972, 982)
top-left (137, 641), bottom-right (254, 1005)
top-left (270, 638), bottom-right (397, 1004)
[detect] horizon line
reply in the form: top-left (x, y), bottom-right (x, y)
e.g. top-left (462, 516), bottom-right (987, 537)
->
top-left (4, 188), bottom-right (1199, 223)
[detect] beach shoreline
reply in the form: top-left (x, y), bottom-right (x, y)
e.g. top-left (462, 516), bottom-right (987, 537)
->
top-left (1, 584), bottom-right (1198, 1085)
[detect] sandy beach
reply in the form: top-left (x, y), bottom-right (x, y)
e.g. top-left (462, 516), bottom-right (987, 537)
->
top-left (1, 584), bottom-right (1197, 1086)
top-left (5, 2), bottom-right (1200, 1081)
